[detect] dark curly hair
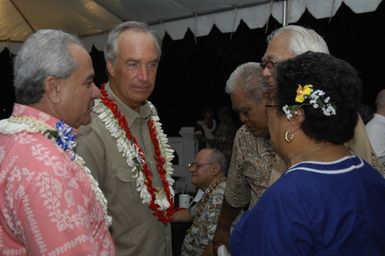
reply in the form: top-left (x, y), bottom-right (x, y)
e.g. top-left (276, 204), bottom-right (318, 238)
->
top-left (273, 51), bottom-right (362, 144)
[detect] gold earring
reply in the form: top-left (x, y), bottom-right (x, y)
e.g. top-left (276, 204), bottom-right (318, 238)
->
top-left (284, 131), bottom-right (294, 143)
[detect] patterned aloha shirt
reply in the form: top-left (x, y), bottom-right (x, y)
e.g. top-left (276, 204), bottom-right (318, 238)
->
top-left (181, 178), bottom-right (226, 256)
top-left (0, 104), bottom-right (114, 255)
top-left (225, 125), bottom-right (282, 209)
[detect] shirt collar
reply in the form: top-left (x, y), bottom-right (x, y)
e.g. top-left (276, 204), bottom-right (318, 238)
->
top-left (12, 103), bottom-right (74, 132)
top-left (105, 83), bottom-right (153, 127)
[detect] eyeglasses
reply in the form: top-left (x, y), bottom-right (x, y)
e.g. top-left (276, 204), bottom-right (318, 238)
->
top-left (260, 58), bottom-right (287, 70)
top-left (187, 162), bottom-right (216, 169)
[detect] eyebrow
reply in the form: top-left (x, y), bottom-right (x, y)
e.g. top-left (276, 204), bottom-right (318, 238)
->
top-left (84, 73), bottom-right (95, 82)
top-left (125, 57), bottom-right (159, 64)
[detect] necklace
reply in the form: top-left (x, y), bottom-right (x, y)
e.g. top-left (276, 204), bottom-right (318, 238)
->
top-left (289, 145), bottom-right (323, 162)
top-left (185, 176), bottom-right (226, 238)
top-left (0, 115), bottom-right (112, 227)
top-left (193, 176), bottom-right (226, 217)
top-left (95, 85), bottom-right (176, 224)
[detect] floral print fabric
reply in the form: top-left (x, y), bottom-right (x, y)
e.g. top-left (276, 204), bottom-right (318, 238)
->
top-left (225, 125), bottom-right (277, 209)
top-left (181, 180), bottom-right (226, 256)
top-left (0, 104), bottom-right (114, 255)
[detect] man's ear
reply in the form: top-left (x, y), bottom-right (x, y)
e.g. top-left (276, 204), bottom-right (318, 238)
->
top-left (44, 76), bottom-right (61, 104)
top-left (106, 60), bottom-right (116, 77)
top-left (212, 163), bottom-right (221, 176)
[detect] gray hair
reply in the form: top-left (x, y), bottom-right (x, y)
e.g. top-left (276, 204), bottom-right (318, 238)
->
top-left (14, 29), bottom-right (82, 104)
top-left (104, 21), bottom-right (161, 63)
top-left (208, 148), bottom-right (228, 175)
top-left (225, 62), bottom-right (269, 101)
top-left (267, 25), bottom-right (329, 55)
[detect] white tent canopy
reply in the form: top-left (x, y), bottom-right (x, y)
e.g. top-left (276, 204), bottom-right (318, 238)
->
top-left (0, 0), bottom-right (382, 53)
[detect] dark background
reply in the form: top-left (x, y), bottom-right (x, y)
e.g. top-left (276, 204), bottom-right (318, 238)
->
top-left (1, 2), bottom-right (385, 136)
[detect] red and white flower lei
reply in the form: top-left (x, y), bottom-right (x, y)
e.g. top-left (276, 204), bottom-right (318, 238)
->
top-left (93, 85), bottom-right (176, 224)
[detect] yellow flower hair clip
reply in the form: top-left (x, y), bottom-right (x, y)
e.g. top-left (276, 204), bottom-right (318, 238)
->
top-left (295, 84), bottom-right (313, 103)
top-left (282, 84), bottom-right (336, 120)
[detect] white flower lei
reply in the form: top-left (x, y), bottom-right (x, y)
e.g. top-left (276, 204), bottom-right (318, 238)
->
top-left (0, 116), bottom-right (112, 227)
top-left (93, 99), bottom-right (175, 211)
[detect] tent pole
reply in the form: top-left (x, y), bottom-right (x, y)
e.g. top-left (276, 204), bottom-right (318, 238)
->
top-left (282, 0), bottom-right (288, 26)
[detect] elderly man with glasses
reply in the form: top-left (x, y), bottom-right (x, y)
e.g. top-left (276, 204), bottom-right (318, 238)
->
top-left (171, 148), bottom-right (227, 256)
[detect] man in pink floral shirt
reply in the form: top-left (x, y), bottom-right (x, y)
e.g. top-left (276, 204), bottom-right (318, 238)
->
top-left (0, 29), bottom-right (114, 255)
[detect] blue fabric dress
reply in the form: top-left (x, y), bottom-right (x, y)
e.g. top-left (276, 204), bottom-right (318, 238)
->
top-left (230, 155), bottom-right (385, 256)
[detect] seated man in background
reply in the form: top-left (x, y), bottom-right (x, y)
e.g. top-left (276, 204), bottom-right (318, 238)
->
top-left (366, 89), bottom-right (385, 165)
top-left (172, 148), bottom-right (227, 256)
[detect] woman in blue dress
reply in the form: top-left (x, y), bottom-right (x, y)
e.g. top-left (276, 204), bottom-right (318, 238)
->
top-left (230, 51), bottom-right (385, 256)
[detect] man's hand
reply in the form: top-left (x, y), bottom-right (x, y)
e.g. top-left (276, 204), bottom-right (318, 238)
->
top-left (202, 243), bottom-right (215, 256)
top-left (212, 227), bottom-right (230, 255)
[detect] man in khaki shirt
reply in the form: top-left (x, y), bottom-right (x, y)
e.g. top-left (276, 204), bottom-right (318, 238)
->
top-left (77, 21), bottom-right (175, 256)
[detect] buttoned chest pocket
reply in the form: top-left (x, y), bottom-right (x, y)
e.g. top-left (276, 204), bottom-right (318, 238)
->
top-left (113, 167), bottom-right (142, 205)
top-left (115, 167), bottom-right (135, 182)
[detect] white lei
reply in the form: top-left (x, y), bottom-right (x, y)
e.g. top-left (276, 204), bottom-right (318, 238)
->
top-left (0, 116), bottom-right (112, 226)
top-left (93, 99), bottom-right (175, 211)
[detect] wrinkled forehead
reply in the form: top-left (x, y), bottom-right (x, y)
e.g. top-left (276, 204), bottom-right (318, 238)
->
top-left (196, 148), bottom-right (212, 159)
top-left (263, 32), bottom-right (296, 61)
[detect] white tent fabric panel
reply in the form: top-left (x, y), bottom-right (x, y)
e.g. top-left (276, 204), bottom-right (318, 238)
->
top-left (0, 0), bottom-right (121, 41)
top-left (0, 0), bottom-right (382, 53)
top-left (340, 0), bottom-right (382, 13)
top-left (151, 0), bottom-right (382, 40)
